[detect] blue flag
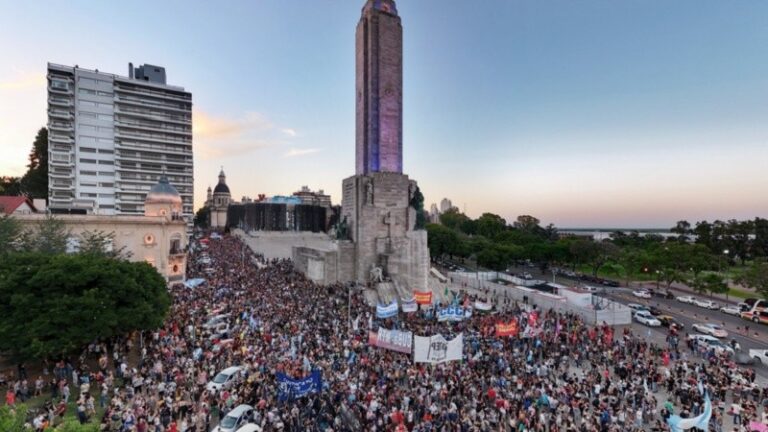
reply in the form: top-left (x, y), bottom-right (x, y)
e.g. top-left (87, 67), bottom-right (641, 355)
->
top-left (276, 370), bottom-right (323, 401)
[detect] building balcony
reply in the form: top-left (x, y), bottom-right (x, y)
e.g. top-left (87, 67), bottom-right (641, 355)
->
top-left (49, 122), bottom-right (74, 132)
top-left (114, 96), bottom-right (190, 115)
top-left (114, 106), bottom-right (191, 125)
top-left (48, 85), bottom-right (72, 95)
top-left (49, 171), bottom-right (74, 179)
top-left (49, 134), bottom-right (73, 144)
top-left (114, 85), bottom-right (192, 103)
top-left (114, 120), bottom-right (192, 137)
top-left (49, 110), bottom-right (73, 120)
top-left (48, 97), bottom-right (73, 107)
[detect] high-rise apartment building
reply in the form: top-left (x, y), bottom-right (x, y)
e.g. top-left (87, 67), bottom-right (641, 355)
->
top-left (46, 63), bottom-right (193, 220)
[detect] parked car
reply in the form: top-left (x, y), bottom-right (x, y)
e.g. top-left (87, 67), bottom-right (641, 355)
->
top-left (693, 299), bottom-right (720, 310)
top-left (653, 290), bottom-right (675, 299)
top-left (235, 425), bottom-right (263, 432)
top-left (749, 349), bottom-right (768, 365)
top-left (691, 323), bottom-right (728, 338)
top-left (211, 404), bottom-right (254, 432)
top-left (522, 272), bottom-right (533, 280)
top-left (687, 334), bottom-right (734, 355)
top-left (627, 303), bottom-right (647, 311)
top-left (657, 315), bottom-right (685, 330)
top-left (603, 279), bottom-right (620, 287)
top-left (733, 350), bottom-right (756, 365)
top-left (720, 305), bottom-right (742, 316)
top-left (676, 296), bottom-right (696, 304)
top-left (632, 290), bottom-right (652, 299)
top-left (207, 366), bottom-right (243, 392)
top-left (635, 310), bottom-right (661, 327)
top-left (646, 305), bottom-right (663, 316)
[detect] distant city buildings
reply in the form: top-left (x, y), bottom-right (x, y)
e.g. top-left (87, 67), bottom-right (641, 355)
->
top-left (428, 197), bottom-right (457, 223)
top-left (46, 62), bottom-right (193, 221)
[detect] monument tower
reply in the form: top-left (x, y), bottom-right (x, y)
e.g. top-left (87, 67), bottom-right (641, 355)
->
top-left (293, 0), bottom-right (428, 300)
top-left (356, 0), bottom-right (403, 175)
top-left (342, 0), bottom-right (428, 298)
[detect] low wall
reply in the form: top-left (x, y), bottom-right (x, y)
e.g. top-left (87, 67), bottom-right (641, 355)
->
top-left (448, 272), bottom-right (631, 326)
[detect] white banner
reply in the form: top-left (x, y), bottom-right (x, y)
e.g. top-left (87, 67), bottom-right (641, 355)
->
top-left (413, 333), bottom-right (463, 364)
top-left (401, 299), bottom-right (418, 313)
top-left (474, 300), bottom-right (493, 311)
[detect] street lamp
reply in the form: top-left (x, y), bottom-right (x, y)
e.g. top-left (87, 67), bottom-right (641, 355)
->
top-left (721, 249), bottom-right (730, 300)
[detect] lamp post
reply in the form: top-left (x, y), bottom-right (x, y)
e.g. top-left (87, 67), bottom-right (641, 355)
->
top-left (721, 249), bottom-right (730, 300)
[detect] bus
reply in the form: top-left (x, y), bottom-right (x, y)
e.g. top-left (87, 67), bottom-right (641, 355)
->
top-left (739, 298), bottom-right (768, 324)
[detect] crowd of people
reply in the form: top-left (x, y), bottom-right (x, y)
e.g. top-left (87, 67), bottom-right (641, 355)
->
top-left (2, 233), bottom-right (768, 431)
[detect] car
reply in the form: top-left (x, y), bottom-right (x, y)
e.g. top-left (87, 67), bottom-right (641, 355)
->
top-left (212, 404), bottom-right (254, 432)
top-left (634, 310), bottom-right (661, 327)
top-left (691, 323), bottom-right (728, 338)
top-left (603, 280), bottom-right (620, 287)
top-left (235, 425), bottom-right (263, 432)
top-left (653, 290), bottom-right (675, 299)
top-left (207, 366), bottom-right (243, 392)
top-left (656, 315), bottom-right (685, 330)
top-left (693, 299), bottom-right (720, 310)
top-left (632, 290), bottom-right (652, 299)
top-left (749, 349), bottom-right (768, 365)
top-left (687, 334), bottom-right (734, 355)
top-left (627, 303), bottom-right (647, 311)
top-left (720, 305), bottom-right (742, 316)
top-left (646, 305), bottom-right (663, 316)
top-left (676, 295), bottom-right (696, 304)
top-left (581, 285), bottom-right (600, 293)
top-left (522, 272), bottom-right (533, 280)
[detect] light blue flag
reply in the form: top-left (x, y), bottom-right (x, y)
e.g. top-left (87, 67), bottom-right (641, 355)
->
top-left (667, 394), bottom-right (711, 432)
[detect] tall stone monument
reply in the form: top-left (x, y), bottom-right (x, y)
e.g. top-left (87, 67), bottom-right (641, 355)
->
top-left (342, 0), bottom-right (428, 297)
top-left (293, 0), bottom-right (428, 298)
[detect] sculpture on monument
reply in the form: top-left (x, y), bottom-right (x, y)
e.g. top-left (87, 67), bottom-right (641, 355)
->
top-left (369, 265), bottom-right (384, 283)
top-left (335, 216), bottom-right (349, 240)
top-left (409, 184), bottom-right (426, 230)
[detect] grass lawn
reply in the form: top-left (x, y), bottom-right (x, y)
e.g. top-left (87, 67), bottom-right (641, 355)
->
top-left (727, 287), bottom-right (754, 300)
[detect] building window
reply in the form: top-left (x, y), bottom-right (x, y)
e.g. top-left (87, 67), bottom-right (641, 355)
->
top-left (80, 147), bottom-right (96, 153)
top-left (79, 158), bottom-right (97, 164)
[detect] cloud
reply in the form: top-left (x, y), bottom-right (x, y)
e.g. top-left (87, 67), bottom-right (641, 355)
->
top-left (193, 110), bottom-right (296, 160)
top-left (0, 72), bottom-right (45, 91)
top-left (284, 148), bottom-right (320, 158)
top-left (281, 128), bottom-right (297, 137)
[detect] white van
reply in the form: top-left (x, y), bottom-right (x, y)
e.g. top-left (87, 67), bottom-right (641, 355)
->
top-left (235, 425), bottom-right (262, 432)
top-left (211, 404), bottom-right (254, 432)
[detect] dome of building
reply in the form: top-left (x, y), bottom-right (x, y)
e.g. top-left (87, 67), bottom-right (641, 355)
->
top-left (213, 183), bottom-right (230, 194)
top-left (145, 175), bottom-right (182, 205)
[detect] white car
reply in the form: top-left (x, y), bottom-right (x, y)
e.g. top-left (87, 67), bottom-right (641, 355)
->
top-left (691, 323), bottom-right (728, 338)
top-left (635, 310), bottom-right (661, 327)
top-left (749, 349), bottom-right (768, 365)
top-left (687, 334), bottom-right (734, 355)
top-left (676, 295), bottom-right (696, 304)
top-left (720, 305), bottom-right (741, 316)
top-left (632, 290), bottom-right (652, 299)
top-left (207, 366), bottom-right (243, 392)
top-left (235, 425), bottom-right (263, 432)
top-left (212, 404), bottom-right (254, 432)
top-left (693, 299), bottom-right (719, 310)
top-left (627, 303), bottom-right (647, 311)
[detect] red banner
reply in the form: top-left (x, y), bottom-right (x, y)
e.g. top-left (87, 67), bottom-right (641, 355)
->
top-left (414, 291), bottom-right (432, 305)
top-left (495, 320), bottom-right (518, 337)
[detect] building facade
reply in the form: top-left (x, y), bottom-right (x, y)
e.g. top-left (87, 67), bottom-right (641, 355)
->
top-left (46, 63), bottom-right (193, 221)
top-left (206, 168), bottom-right (231, 230)
top-left (14, 176), bottom-right (187, 282)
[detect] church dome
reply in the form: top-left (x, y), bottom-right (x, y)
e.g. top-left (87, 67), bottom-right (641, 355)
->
top-left (213, 183), bottom-right (230, 194)
top-left (145, 175), bottom-right (182, 205)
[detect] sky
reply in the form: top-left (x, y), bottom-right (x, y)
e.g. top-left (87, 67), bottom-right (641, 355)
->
top-left (1, 0), bottom-right (767, 228)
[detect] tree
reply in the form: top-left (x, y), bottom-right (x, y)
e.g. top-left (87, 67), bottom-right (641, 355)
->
top-left (79, 230), bottom-right (132, 260)
top-left (0, 215), bottom-right (24, 255)
top-left (0, 253), bottom-right (171, 361)
top-left (19, 127), bottom-right (48, 199)
top-left (690, 272), bottom-right (726, 297)
top-left (439, 208), bottom-right (470, 232)
top-left (753, 218), bottom-right (768, 258)
top-left (0, 176), bottom-right (21, 196)
top-left (735, 260), bottom-right (768, 299)
top-left (476, 213), bottom-right (506, 239)
top-left (513, 215), bottom-right (541, 232)
top-left (615, 247), bottom-right (649, 287)
top-left (0, 405), bottom-right (27, 432)
top-left (194, 206), bottom-right (210, 228)
top-left (570, 239), bottom-right (598, 271)
top-left (670, 220), bottom-right (691, 243)
top-left (25, 215), bottom-right (69, 254)
top-left (426, 223), bottom-right (461, 258)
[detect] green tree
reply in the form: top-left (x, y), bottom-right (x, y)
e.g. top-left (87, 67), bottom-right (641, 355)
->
top-left (79, 230), bottom-right (132, 260)
top-left (0, 405), bottom-right (28, 432)
top-left (194, 206), bottom-right (210, 228)
top-left (513, 215), bottom-right (541, 232)
top-left (439, 208), bottom-right (471, 232)
top-left (0, 215), bottom-right (24, 255)
top-left (670, 220), bottom-right (692, 243)
top-left (476, 213), bottom-right (506, 239)
top-left (0, 176), bottom-right (22, 196)
top-left (25, 215), bottom-right (69, 254)
top-left (735, 260), bottom-right (768, 299)
top-left (55, 418), bottom-right (100, 432)
top-left (0, 253), bottom-right (170, 361)
top-left (615, 247), bottom-right (649, 287)
top-left (426, 223), bottom-right (461, 258)
top-left (19, 127), bottom-right (48, 199)
top-left (690, 272), bottom-right (726, 297)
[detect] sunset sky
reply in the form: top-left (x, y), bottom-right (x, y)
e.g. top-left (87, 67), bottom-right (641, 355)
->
top-left (1, 0), bottom-right (767, 228)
